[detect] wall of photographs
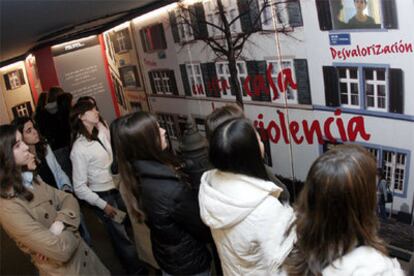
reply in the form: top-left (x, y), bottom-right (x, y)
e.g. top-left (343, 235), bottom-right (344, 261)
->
top-left (103, 22), bottom-right (149, 114)
top-left (0, 61), bottom-right (35, 122)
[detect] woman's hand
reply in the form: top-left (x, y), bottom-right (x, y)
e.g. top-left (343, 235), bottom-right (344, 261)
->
top-left (49, 221), bottom-right (65, 235)
top-left (27, 153), bottom-right (37, 170)
top-left (34, 252), bottom-right (48, 262)
top-left (103, 203), bottom-right (117, 218)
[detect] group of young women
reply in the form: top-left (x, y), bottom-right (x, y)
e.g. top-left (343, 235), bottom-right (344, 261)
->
top-left (0, 98), bottom-right (406, 275)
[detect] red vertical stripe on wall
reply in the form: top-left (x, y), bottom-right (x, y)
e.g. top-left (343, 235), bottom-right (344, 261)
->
top-left (32, 47), bottom-right (60, 91)
top-left (99, 34), bottom-right (120, 117)
top-left (24, 59), bottom-right (39, 103)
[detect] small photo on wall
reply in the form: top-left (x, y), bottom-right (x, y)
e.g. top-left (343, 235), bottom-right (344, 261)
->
top-left (119, 65), bottom-right (141, 89)
top-left (3, 69), bottom-right (26, 90)
top-left (111, 73), bottom-right (126, 109)
top-left (110, 28), bottom-right (132, 54)
top-left (12, 101), bottom-right (33, 118)
top-left (130, 101), bottom-right (143, 112)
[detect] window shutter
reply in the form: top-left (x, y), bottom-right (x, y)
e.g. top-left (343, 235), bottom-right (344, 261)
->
top-left (139, 29), bottom-right (148, 52)
top-left (152, 24), bottom-right (167, 50)
top-left (287, 0), bottom-right (303, 27)
top-left (148, 72), bottom-right (157, 94)
top-left (169, 11), bottom-right (181, 43)
top-left (315, 0), bottom-right (332, 31)
top-left (3, 74), bottom-right (11, 90)
top-left (246, 60), bottom-right (271, 102)
top-left (201, 63), bottom-right (220, 98)
top-left (110, 32), bottom-right (121, 53)
top-left (237, 0), bottom-right (262, 33)
top-left (294, 59), bottom-right (312, 105)
top-left (323, 66), bottom-right (340, 107)
top-left (18, 69), bottom-right (26, 85)
top-left (192, 3), bottom-right (208, 39)
top-left (180, 64), bottom-right (192, 96)
top-left (168, 70), bottom-right (178, 95)
top-left (382, 0), bottom-right (398, 29)
top-left (389, 68), bottom-right (403, 114)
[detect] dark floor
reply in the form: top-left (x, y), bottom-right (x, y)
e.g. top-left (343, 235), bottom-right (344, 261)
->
top-left (379, 217), bottom-right (414, 261)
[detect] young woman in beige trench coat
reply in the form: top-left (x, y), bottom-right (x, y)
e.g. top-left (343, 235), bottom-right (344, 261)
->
top-left (0, 124), bottom-right (110, 276)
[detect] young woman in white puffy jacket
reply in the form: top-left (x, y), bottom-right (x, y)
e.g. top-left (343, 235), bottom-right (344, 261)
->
top-left (199, 118), bottom-right (296, 276)
top-left (282, 145), bottom-right (405, 276)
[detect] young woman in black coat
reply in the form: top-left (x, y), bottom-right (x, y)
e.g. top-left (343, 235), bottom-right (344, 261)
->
top-left (112, 111), bottom-right (212, 276)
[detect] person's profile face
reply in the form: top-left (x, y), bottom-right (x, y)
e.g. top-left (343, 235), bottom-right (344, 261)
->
top-left (22, 121), bottom-right (40, 145)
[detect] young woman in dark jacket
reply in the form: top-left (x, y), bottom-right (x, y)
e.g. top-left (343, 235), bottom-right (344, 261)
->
top-left (112, 111), bottom-right (212, 276)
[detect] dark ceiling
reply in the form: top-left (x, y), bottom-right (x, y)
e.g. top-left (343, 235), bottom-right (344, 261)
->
top-left (0, 0), bottom-right (174, 65)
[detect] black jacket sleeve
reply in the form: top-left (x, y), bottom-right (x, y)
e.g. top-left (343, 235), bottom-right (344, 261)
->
top-left (170, 184), bottom-right (213, 243)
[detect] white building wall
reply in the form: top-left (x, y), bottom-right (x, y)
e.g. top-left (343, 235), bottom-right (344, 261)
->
top-left (132, 0), bottom-right (413, 216)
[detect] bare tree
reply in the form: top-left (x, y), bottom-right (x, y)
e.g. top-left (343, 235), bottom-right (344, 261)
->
top-left (173, 0), bottom-right (301, 108)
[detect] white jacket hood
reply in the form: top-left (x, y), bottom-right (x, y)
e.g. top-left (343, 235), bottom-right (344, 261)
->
top-left (322, 246), bottom-right (405, 276)
top-left (199, 169), bottom-right (282, 229)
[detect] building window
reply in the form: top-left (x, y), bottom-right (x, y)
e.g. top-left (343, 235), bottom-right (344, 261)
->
top-left (316, 0), bottom-right (397, 31)
top-left (140, 24), bottom-right (167, 52)
top-left (338, 67), bottom-right (359, 108)
top-left (323, 142), bottom-right (409, 196)
top-left (323, 65), bottom-right (402, 113)
top-left (229, 8), bottom-right (239, 32)
top-left (366, 147), bottom-right (380, 163)
top-left (260, 0), bottom-right (303, 30)
top-left (267, 60), bottom-right (297, 103)
top-left (113, 29), bottom-right (132, 53)
top-left (215, 61), bottom-right (247, 99)
top-left (186, 64), bottom-right (205, 96)
top-left (237, 61), bottom-right (248, 97)
top-left (157, 113), bottom-right (178, 140)
top-left (365, 68), bottom-right (387, 111)
top-left (176, 9), bottom-right (194, 41)
top-left (383, 151), bottom-right (406, 193)
top-left (148, 70), bottom-right (178, 95)
top-left (205, 1), bottom-right (219, 37)
top-left (216, 62), bottom-right (231, 97)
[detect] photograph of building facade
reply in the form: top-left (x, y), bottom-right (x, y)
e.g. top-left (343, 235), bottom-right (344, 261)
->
top-left (125, 0), bottom-right (413, 225)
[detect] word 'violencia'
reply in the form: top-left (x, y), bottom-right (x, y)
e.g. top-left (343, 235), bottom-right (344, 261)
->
top-left (254, 109), bottom-right (371, 145)
top-left (192, 63), bottom-right (296, 100)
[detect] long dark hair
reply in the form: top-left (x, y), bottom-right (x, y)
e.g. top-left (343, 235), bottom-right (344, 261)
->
top-left (209, 118), bottom-right (268, 181)
top-left (283, 144), bottom-right (386, 275)
top-left (35, 92), bottom-right (48, 114)
top-left (0, 125), bottom-right (33, 201)
top-left (12, 116), bottom-right (47, 160)
top-left (205, 104), bottom-right (244, 141)
top-left (48, 86), bottom-right (64, 103)
top-left (57, 92), bottom-right (73, 115)
top-left (112, 112), bottom-right (181, 221)
top-left (69, 100), bottom-right (99, 146)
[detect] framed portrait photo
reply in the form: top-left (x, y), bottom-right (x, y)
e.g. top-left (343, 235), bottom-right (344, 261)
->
top-left (119, 65), bottom-right (142, 89)
top-left (3, 69), bottom-right (25, 90)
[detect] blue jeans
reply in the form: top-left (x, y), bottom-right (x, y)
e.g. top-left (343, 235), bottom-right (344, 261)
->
top-left (94, 189), bottom-right (147, 275)
top-left (78, 212), bottom-right (92, 246)
top-left (377, 197), bottom-right (387, 220)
